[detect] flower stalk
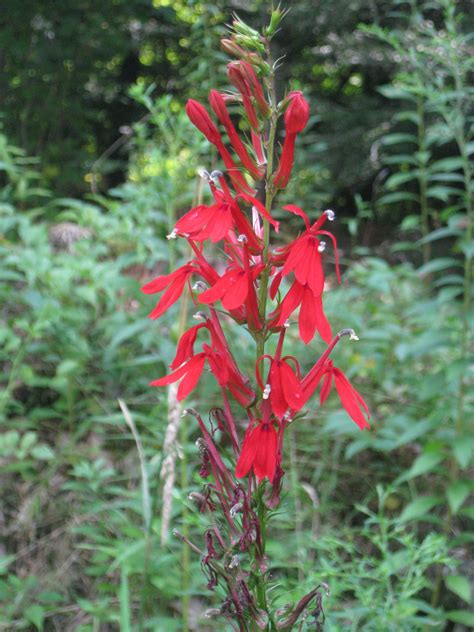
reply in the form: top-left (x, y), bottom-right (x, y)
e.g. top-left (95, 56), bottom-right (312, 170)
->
top-left (142, 12), bottom-right (371, 630)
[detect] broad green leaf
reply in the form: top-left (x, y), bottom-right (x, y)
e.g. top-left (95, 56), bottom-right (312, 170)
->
top-left (445, 575), bottom-right (471, 604)
top-left (446, 610), bottom-right (474, 626)
top-left (452, 438), bottom-right (472, 469)
top-left (399, 496), bottom-right (442, 523)
top-left (446, 481), bottom-right (471, 514)
top-left (418, 257), bottom-right (460, 275)
top-left (25, 605), bottom-right (45, 631)
top-left (386, 171), bottom-right (420, 189)
top-left (396, 452), bottom-right (444, 484)
top-left (382, 132), bottom-right (418, 145)
top-left (429, 157), bottom-right (464, 172)
top-left (378, 191), bottom-right (419, 205)
top-left (417, 226), bottom-right (462, 244)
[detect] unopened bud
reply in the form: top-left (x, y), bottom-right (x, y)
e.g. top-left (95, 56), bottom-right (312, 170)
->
top-left (318, 241), bottom-right (326, 253)
top-left (324, 209), bottom-right (335, 221)
top-left (220, 38), bottom-right (246, 59)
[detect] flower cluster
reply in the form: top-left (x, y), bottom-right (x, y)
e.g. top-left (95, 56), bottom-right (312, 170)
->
top-left (143, 13), bottom-right (370, 628)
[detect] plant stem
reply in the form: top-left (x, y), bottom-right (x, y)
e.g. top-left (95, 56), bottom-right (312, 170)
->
top-left (416, 95), bottom-right (431, 264)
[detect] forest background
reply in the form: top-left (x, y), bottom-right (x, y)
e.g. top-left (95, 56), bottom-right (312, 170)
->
top-left (0, 0), bottom-right (473, 630)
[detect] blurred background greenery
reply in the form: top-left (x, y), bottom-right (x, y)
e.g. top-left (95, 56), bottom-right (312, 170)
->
top-left (1, 0), bottom-right (473, 630)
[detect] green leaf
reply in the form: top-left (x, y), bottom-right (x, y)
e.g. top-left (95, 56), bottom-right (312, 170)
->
top-left (445, 576), bottom-right (471, 604)
top-left (386, 171), bottom-right (419, 189)
top-left (452, 438), bottom-right (472, 469)
top-left (417, 226), bottom-right (462, 244)
top-left (25, 605), bottom-right (45, 631)
top-left (378, 191), bottom-right (419, 205)
top-left (429, 157), bottom-right (464, 172)
top-left (445, 610), bottom-right (474, 626)
top-left (446, 481), bottom-right (471, 514)
top-left (382, 132), bottom-right (418, 145)
top-left (396, 452), bottom-right (444, 484)
top-left (119, 568), bottom-right (132, 632)
top-left (399, 496), bottom-right (442, 523)
top-left (418, 257), bottom-right (460, 275)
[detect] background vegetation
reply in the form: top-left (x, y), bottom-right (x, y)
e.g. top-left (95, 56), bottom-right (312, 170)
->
top-left (1, 0), bottom-right (473, 630)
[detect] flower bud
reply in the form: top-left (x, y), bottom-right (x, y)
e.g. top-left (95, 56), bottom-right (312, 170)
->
top-left (220, 38), bottom-right (246, 59)
top-left (284, 91), bottom-right (310, 135)
top-left (185, 99), bottom-right (221, 145)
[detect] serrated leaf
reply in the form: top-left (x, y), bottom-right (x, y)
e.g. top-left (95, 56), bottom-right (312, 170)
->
top-left (446, 481), bottom-right (470, 514)
top-left (445, 576), bottom-right (471, 604)
top-left (452, 439), bottom-right (472, 469)
top-left (396, 452), bottom-right (444, 484)
top-left (399, 496), bottom-right (442, 523)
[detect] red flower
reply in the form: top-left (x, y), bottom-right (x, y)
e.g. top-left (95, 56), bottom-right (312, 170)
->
top-left (235, 419), bottom-right (278, 483)
top-left (318, 360), bottom-right (370, 430)
top-left (199, 262), bottom-right (264, 311)
top-left (142, 261), bottom-right (214, 320)
top-left (255, 329), bottom-right (304, 418)
top-left (272, 206), bottom-right (340, 297)
top-left (269, 280), bottom-right (332, 344)
top-left (273, 92), bottom-right (310, 188)
top-left (174, 174), bottom-right (262, 250)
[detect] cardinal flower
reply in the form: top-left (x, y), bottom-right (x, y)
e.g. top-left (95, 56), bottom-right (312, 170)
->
top-left (269, 280), bottom-right (332, 344)
top-left (317, 360), bottom-right (370, 430)
top-left (273, 206), bottom-right (340, 295)
top-left (256, 328), bottom-right (305, 418)
top-left (235, 419), bottom-right (278, 483)
top-left (142, 261), bottom-right (216, 320)
top-left (152, 343), bottom-right (253, 406)
top-left (199, 262), bottom-right (264, 311)
top-left (174, 174), bottom-right (262, 250)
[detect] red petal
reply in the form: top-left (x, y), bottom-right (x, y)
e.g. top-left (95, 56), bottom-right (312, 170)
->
top-left (314, 294), bottom-right (332, 344)
top-left (319, 371), bottom-right (333, 405)
top-left (170, 324), bottom-right (204, 369)
top-left (280, 360), bottom-right (304, 412)
top-left (149, 275), bottom-right (188, 319)
top-left (282, 204), bottom-right (310, 230)
top-left (222, 272), bottom-right (248, 310)
top-left (269, 363), bottom-right (287, 418)
top-left (253, 424), bottom-right (277, 482)
top-left (333, 370), bottom-right (370, 430)
top-left (176, 354), bottom-right (206, 400)
top-left (236, 422), bottom-right (259, 478)
top-left (299, 287), bottom-right (317, 344)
